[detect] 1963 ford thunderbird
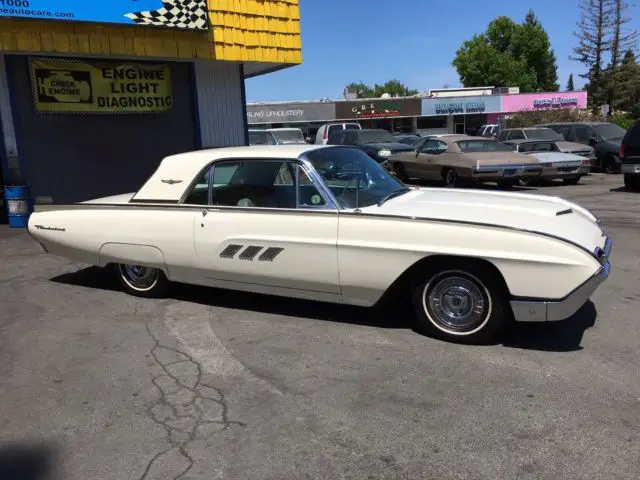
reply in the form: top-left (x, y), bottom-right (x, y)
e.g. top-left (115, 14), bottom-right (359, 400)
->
top-left (28, 144), bottom-right (612, 344)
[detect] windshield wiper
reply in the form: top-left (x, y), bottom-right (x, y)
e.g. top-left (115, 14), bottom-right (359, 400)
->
top-left (377, 187), bottom-right (411, 206)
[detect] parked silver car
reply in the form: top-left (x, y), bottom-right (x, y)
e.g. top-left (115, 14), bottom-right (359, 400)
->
top-left (503, 139), bottom-right (592, 186)
top-left (499, 127), bottom-right (596, 162)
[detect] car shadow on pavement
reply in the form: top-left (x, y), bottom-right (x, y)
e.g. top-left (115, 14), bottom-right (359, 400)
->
top-left (501, 301), bottom-right (597, 352)
top-left (0, 441), bottom-right (58, 480)
top-left (50, 266), bottom-right (415, 330)
top-left (52, 267), bottom-right (597, 351)
top-left (609, 186), bottom-right (630, 193)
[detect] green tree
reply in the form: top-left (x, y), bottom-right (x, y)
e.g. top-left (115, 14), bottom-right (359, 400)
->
top-left (344, 79), bottom-right (418, 98)
top-left (571, 0), bottom-right (615, 108)
top-left (452, 12), bottom-right (558, 92)
top-left (613, 49), bottom-right (640, 111)
top-left (567, 73), bottom-right (575, 91)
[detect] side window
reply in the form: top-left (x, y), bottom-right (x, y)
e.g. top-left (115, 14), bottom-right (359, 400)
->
top-left (183, 167), bottom-right (212, 205)
top-left (421, 139), bottom-right (440, 153)
top-left (413, 138), bottom-right (426, 150)
top-left (572, 126), bottom-right (590, 142)
top-left (435, 141), bottom-right (447, 153)
top-left (518, 143), bottom-right (533, 152)
top-left (535, 142), bottom-right (553, 152)
top-left (552, 125), bottom-right (571, 139)
top-left (297, 167), bottom-right (327, 208)
top-left (510, 130), bottom-right (525, 140)
top-left (206, 160), bottom-right (328, 210)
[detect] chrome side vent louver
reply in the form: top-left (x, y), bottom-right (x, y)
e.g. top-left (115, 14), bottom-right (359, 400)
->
top-left (258, 247), bottom-right (284, 262)
top-left (220, 244), bottom-right (243, 259)
top-left (238, 246), bottom-right (263, 261)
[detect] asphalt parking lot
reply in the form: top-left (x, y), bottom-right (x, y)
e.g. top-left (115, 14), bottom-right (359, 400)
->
top-left (1, 173), bottom-right (639, 480)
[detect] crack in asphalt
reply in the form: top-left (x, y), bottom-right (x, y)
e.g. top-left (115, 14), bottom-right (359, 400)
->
top-left (140, 321), bottom-right (246, 480)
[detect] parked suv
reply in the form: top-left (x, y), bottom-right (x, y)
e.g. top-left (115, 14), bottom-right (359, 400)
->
top-left (326, 128), bottom-right (414, 163)
top-left (536, 122), bottom-right (627, 173)
top-left (315, 122), bottom-right (361, 144)
top-left (498, 127), bottom-right (596, 162)
top-left (620, 112), bottom-right (640, 191)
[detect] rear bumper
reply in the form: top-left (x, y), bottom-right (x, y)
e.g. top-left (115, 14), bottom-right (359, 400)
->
top-left (471, 164), bottom-right (542, 181)
top-left (510, 235), bottom-right (612, 322)
top-left (621, 163), bottom-right (640, 174)
top-left (540, 165), bottom-right (591, 179)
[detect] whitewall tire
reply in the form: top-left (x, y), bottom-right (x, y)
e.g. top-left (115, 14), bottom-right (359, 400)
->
top-left (411, 263), bottom-right (508, 344)
top-left (115, 264), bottom-right (170, 298)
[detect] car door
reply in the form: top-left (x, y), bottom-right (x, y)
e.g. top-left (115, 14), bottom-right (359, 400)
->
top-left (188, 158), bottom-right (341, 300)
top-left (414, 139), bottom-right (447, 179)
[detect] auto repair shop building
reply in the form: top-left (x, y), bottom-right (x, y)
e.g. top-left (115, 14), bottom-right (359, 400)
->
top-left (0, 0), bottom-right (302, 208)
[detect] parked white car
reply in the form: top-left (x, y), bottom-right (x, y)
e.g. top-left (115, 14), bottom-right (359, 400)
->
top-left (315, 122), bottom-right (361, 144)
top-left (28, 145), bottom-right (612, 344)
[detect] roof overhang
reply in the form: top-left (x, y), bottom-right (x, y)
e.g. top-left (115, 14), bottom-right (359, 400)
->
top-left (242, 62), bottom-right (297, 79)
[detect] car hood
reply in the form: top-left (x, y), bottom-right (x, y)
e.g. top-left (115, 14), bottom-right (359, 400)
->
top-left (360, 188), bottom-right (606, 253)
top-left (462, 151), bottom-right (540, 165)
top-left (362, 142), bottom-right (414, 152)
top-left (526, 151), bottom-right (585, 165)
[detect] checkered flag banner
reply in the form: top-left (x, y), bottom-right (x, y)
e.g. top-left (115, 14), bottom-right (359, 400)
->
top-left (125, 0), bottom-right (209, 31)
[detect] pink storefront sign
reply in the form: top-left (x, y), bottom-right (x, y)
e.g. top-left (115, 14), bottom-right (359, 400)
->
top-left (501, 91), bottom-right (588, 112)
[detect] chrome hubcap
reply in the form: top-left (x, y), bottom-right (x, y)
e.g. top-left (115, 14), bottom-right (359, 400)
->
top-left (120, 264), bottom-right (158, 290)
top-left (425, 275), bottom-right (487, 332)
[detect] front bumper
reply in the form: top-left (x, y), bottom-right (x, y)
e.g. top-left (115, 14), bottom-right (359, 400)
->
top-left (510, 235), bottom-right (612, 322)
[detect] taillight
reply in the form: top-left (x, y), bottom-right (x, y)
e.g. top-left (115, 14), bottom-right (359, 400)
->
top-left (620, 143), bottom-right (625, 158)
top-left (323, 129), bottom-right (328, 140)
top-left (581, 159), bottom-right (592, 166)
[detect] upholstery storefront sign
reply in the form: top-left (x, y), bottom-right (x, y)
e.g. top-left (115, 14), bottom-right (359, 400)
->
top-left (247, 102), bottom-right (336, 124)
top-left (0, 0), bottom-right (209, 31)
top-left (421, 95), bottom-right (503, 116)
top-left (30, 59), bottom-right (173, 114)
top-left (335, 98), bottom-right (421, 120)
top-left (501, 91), bottom-right (588, 112)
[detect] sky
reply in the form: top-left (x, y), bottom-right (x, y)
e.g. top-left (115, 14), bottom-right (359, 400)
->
top-left (245, 0), bottom-right (640, 103)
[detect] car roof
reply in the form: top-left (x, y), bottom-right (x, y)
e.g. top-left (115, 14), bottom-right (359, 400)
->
top-left (503, 139), bottom-right (554, 144)
top-left (430, 134), bottom-right (482, 143)
top-left (132, 145), bottom-right (334, 203)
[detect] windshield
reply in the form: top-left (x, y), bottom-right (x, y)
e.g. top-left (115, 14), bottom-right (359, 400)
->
top-left (524, 128), bottom-right (563, 140)
top-left (248, 131), bottom-right (272, 145)
top-left (593, 123), bottom-right (627, 140)
top-left (304, 147), bottom-right (407, 209)
top-left (456, 140), bottom-right (513, 152)
top-left (271, 129), bottom-right (306, 143)
top-left (358, 130), bottom-right (394, 144)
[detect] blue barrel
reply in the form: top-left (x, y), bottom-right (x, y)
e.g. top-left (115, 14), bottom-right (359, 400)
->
top-left (4, 185), bottom-right (33, 228)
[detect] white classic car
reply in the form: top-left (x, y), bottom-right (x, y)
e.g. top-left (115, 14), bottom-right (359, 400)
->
top-left (28, 144), bottom-right (612, 344)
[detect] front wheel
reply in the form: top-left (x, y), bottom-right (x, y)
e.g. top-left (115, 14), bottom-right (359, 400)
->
top-left (115, 264), bottom-right (170, 298)
top-left (411, 264), bottom-right (508, 344)
top-left (393, 162), bottom-right (409, 182)
top-left (517, 176), bottom-right (537, 187)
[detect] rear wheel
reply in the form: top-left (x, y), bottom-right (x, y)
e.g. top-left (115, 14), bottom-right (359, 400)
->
top-left (563, 176), bottom-right (582, 185)
top-left (624, 173), bottom-right (640, 191)
top-left (393, 162), bottom-right (409, 182)
top-left (411, 262), bottom-right (508, 344)
top-left (116, 264), bottom-right (170, 298)
top-left (517, 176), bottom-right (537, 187)
top-left (443, 168), bottom-right (459, 187)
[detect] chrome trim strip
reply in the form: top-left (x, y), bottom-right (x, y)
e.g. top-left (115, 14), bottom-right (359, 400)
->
top-left (338, 210), bottom-right (596, 257)
top-left (511, 261), bottom-right (610, 322)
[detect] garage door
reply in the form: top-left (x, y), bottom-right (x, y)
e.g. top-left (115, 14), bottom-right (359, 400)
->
top-left (6, 55), bottom-right (197, 204)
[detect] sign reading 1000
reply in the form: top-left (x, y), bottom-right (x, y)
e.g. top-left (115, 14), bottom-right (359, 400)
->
top-left (0, 0), bottom-right (31, 6)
